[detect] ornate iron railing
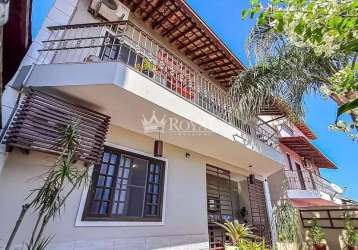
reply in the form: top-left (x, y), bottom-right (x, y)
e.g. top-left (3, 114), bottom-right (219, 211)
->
top-left (37, 21), bottom-right (278, 148)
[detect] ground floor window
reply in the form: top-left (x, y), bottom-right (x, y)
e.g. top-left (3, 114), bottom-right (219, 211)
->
top-left (83, 146), bottom-right (165, 222)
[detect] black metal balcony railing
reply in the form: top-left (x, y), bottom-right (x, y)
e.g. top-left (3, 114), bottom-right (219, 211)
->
top-left (285, 170), bottom-right (340, 198)
top-left (37, 21), bottom-right (278, 148)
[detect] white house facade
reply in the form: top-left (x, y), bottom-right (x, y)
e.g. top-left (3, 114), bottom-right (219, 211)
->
top-left (0, 0), bottom-right (345, 250)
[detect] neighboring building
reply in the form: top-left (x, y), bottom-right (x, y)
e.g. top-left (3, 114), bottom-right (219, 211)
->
top-left (1, 0), bottom-right (32, 86)
top-left (0, 0), bottom-right (345, 250)
top-left (265, 102), bottom-right (344, 208)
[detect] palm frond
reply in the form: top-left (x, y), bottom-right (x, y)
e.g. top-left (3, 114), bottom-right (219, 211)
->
top-left (231, 25), bottom-right (340, 122)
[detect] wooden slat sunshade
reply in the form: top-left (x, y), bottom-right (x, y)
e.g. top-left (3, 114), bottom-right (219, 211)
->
top-left (4, 90), bottom-right (111, 163)
top-left (119, 0), bottom-right (245, 88)
top-left (279, 136), bottom-right (336, 169)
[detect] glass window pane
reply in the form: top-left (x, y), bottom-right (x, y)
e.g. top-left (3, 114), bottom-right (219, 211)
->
top-left (152, 195), bottom-right (158, 204)
top-left (129, 158), bottom-right (148, 186)
top-left (112, 202), bottom-right (118, 215)
top-left (149, 173), bottom-right (154, 182)
top-left (117, 203), bottom-right (124, 215)
top-left (103, 189), bottom-right (110, 200)
top-left (153, 184), bottom-right (159, 193)
top-left (146, 194), bottom-right (152, 203)
top-left (151, 206), bottom-right (157, 215)
top-left (94, 188), bottom-right (103, 200)
top-left (114, 189), bottom-right (119, 201)
top-left (100, 164), bottom-right (108, 174)
top-left (124, 158), bottom-right (132, 168)
top-left (148, 184), bottom-right (153, 193)
top-left (91, 201), bottom-right (100, 214)
top-left (99, 202), bottom-right (109, 215)
top-left (126, 187), bottom-right (144, 216)
top-left (154, 175), bottom-right (159, 183)
top-left (97, 175), bottom-right (105, 186)
top-left (102, 152), bottom-right (110, 163)
top-left (123, 168), bottom-right (129, 178)
top-left (118, 167), bottom-right (123, 178)
top-left (105, 177), bottom-right (113, 187)
top-left (119, 190), bottom-right (126, 202)
top-left (119, 44), bottom-right (130, 63)
top-left (150, 163), bottom-right (155, 172)
top-left (108, 165), bottom-right (115, 176)
top-left (110, 154), bottom-right (117, 164)
top-left (155, 164), bottom-right (161, 174)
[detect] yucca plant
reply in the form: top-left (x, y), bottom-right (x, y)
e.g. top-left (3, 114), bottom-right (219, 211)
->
top-left (217, 220), bottom-right (254, 246)
top-left (5, 120), bottom-right (91, 250)
top-left (216, 220), bottom-right (268, 250)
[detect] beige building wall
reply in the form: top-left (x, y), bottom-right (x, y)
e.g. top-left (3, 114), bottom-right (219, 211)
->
top-left (0, 125), bottom-right (254, 250)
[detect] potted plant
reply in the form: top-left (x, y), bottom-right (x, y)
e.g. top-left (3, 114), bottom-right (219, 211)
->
top-left (216, 220), bottom-right (267, 250)
top-left (134, 57), bottom-right (155, 78)
top-left (343, 217), bottom-right (358, 250)
top-left (308, 218), bottom-right (326, 250)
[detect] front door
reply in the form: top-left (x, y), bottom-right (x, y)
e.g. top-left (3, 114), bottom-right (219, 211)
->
top-left (247, 175), bottom-right (272, 246)
top-left (206, 165), bottom-right (239, 250)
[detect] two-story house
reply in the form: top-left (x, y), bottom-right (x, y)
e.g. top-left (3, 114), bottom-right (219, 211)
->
top-left (0, 0), bottom-right (345, 250)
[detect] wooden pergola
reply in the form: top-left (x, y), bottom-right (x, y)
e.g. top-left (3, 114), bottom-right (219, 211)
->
top-left (119, 0), bottom-right (245, 88)
top-left (279, 136), bottom-right (336, 169)
top-left (259, 99), bottom-right (317, 140)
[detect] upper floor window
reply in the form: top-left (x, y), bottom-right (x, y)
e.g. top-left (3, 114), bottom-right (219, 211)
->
top-left (286, 153), bottom-right (293, 171)
top-left (83, 147), bottom-right (165, 222)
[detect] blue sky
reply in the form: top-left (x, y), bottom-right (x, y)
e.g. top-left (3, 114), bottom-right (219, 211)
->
top-left (32, 0), bottom-right (357, 200)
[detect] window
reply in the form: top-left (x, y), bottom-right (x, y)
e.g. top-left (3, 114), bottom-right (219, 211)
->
top-left (83, 147), bottom-right (165, 222)
top-left (286, 153), bottom-right (293, 170)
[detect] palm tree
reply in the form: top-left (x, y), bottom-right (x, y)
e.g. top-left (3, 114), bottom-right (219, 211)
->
top-left (230, 24), bottom-right (357, 132)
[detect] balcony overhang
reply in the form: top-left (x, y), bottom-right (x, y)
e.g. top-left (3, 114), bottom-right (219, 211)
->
top-left (23, 62), bottom-right (285, 176)
top-left (259, 99), bottom-right (316, 140)
top-left (280, 136), bottom-right (336, 169)
top-left (119, 0), bottom-right (245, 88)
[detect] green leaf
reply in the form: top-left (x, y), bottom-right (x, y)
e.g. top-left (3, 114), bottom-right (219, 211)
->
top-left (272, 0), bottom-right (280, 5)
top-left (294, 19), bottom-right (305, 35)
top-left (258, 12), bottom-right (267, 25)
top-left (336, 98), bottom-right (358, 121)
top-left (242, 9), bottom-right (249, 19)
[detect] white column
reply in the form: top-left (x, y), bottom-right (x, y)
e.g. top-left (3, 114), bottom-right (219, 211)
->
top-left (263, 177), bottom-right (277, 245)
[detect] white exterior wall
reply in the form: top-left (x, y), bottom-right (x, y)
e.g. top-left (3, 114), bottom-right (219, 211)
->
top-left (0, 125), bottom-right (255, 250)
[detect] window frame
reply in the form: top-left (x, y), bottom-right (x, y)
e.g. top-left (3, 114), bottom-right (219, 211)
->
top-left (286, 153), bottom-right (293, 171)
top-left (81, 145), bottom-right (166, 223)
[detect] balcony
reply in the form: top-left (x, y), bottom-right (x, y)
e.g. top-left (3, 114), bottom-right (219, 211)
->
top-left (285, 170), bottom-right (342, 201)
top-left (35, 21), bottom-right (278, 149)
